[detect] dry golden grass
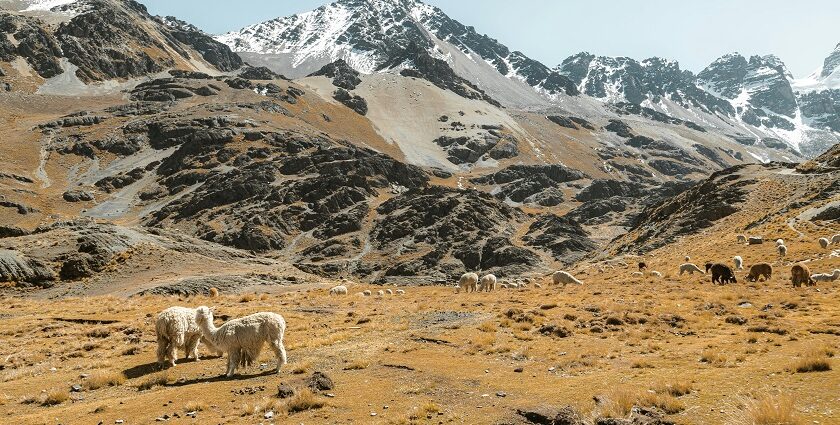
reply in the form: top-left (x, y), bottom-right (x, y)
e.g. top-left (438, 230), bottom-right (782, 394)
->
top-left (792, 351), bottom-right (832, 373)
top-left (40, 389), bottom-right (69, 406)
top-left (284, 388), bottom-right (326, 414)
top-left (343, 359), bottom-right (370, 370)
top-left (183, 400), bottom-right (208, 412)
top-left (734, 394), bottom-right (803, 425)
top-left (84, 370), bottom-right (126, 390)
top-left (137, 370), bottom-right (171, 391)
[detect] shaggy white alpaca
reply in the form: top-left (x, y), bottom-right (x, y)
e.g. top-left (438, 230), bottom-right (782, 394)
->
top-left (832, 234), bottom-right (840, 245)
top-left (777, 245), bottom-right (787, 257)
top-left (819, 238), bottom-right (830, 249)
top-left (737, 234), bottom-right (747, 244)
top-left (679, 263), bottom-right (704, 275)
top-left (812, 270), bottom-right (840, 282)
top-left (155, 307), bottom-right (222, 368)
top-left (479, 274), bottom-right (497, 292)
top-left (631, 271), bottom-right (644, 277)
top-left (775, 239), bottom-right (785, 247)
top-left (396, 289), bottom-right (406, 295)
top-left (386, 289), bottom-right (394, 295)
top-left (329, 285), bottom-right (348, 296)
top-left (649, 270), bottom-right (663, 278)
top-left (195, 306), bottom-right (287, 377)
top-left (733, 256), bottom-right (744, 270)
top-left (362, 290), bottom-right (372, 297)
top-left (376, 290), bottom-right (385, 297)
top-left (458, 272), bottom-right (479, 293)
top-left (552, 271), bottom-right (583, 286)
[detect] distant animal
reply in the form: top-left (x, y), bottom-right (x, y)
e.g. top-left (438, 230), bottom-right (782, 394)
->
top-left (155, 307), bottom-right (222, 368)
top-left (458, 272), bottom-right (479, 293)
top-left (396, 289), bottom-right (406, 295)
top-left (638, 262), bottom-right (648, 271)
top-left (777, 245), bottom-right (787, 258)
top-left (819, 238), bottom-right (830, 249)
top-left (706, 263), bottom-right (737, 284)
top-left (362, 290), bottom-right (372, 297)
top-left (534, 283), bottom-right (542, 289)
top-left (748, 237), bottom-right (763, 245)
top-left (376, 290), bottom-right (385, 297)
top-left (775, 239), bottom-right (785, 247)
top-left (832, 234), bottom-right (840, 245)
top-left (791, 264), bottom-right (815, 287)
top-left (733, 256), bottom-right (744, 270)
top-left (195, 306), bottom-right (287, 377)
top-left (811, 269), bottom-right (840, 283)
top-left (679, 263), bottom-right (704, 275)
top-left (329, 285), bottom-right (348, 296)
top-left (737, 234), bottom-right (747, 244)
top-left (552, 270), bottom-right (583, 286)
top-left (745, 263), bottom-right (773, 282)
top-left (209, 287), bottom-right (219, 298)
top-left (479, 274), bottom-right (497, 292)
top-left (649, 271), bottom-right (662, 278)
top-left (684, 256), bottom-right (691, 262)
top-left (631, 271), bottom-right (644, 278)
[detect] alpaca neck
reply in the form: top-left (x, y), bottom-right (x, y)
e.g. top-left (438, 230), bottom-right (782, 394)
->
top-left (198, 316), bottom-right (218, 339)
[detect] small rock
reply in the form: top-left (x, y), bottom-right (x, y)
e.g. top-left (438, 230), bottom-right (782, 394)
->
top-left (186, 411), bottom-right (197, 418)
top-left (325, 393), bottom-right (335, 398)
top-left (70, 384), bottom-right (82, 392)
top-left (115, 421), bottom-right (124, 424)
top-left (514, 367), bottom-right (524, 373)
top-left (50, 367), bottom-right (57, 372)
top-left (80, 373), bottom-right (89, 378)
top-left (370, 412), bottom-right (377, 417)
top-left (496, 392), bottom-right (507, 397)
top-left (308, 371), bottom-right (334, 391)
top-left (277, 384), bottom-right (295, 399)
top-left (264, 411), bottom-right (274, 419)
top-left (383, 405), bottom-right (389, 409)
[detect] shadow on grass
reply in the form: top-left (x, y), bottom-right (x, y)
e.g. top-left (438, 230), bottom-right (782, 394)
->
top-left (123, 355), bottom-right (224, 379)
top-left (163, 369), bottom-right (278, 387)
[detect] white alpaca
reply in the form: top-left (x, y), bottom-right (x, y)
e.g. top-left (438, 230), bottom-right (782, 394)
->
top-left (737, 234), bottom-right (747, 244)
top-left (812, 270), bottom-right (840, 282)
top-left (458, 273), bottom-right (479, 293)
top-left (679, 263), bottom-right (704, 275)
top-left (777, 245), bottom-right (787, 257)
top-left (386, 289), bottom-right (394, 295)
top-left (649, 271), bottom-right (663, 278)
top-left (329, 285), bottom-right (348, 296)
top-left (684, 256), bottom-right (691, 262)
top-left (155, 307), bottom-right (222, 368)
top-left (194, 306), bottom-right (287, 377)
top-left (733, 256), bottom-right (744, 270)
top-left (552, 271), bottom-right (583, 286)
top-left (479, 274), bottom-right (497, 292)
top-left (775, 239), bottom-right (785, 247)
top-left (534, 283), bottom-right (542, 289)
top-left (376, 290), bottom-right (385, 297)
top-left (362, 290), bottom-right (372, 297)
top-left (819, 238), bottom-right (830, 249)
top-left (396, 289), bottom-right (405, 295)
top-left (631, 271), bottom-right (644, 277)
top-left (832, 234), bottom-right (840, 245)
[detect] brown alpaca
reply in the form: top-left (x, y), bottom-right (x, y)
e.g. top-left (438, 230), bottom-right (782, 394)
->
top-left (638, 262), bottom-right (648, 271)
top-left (746, 263), bottom-right (773, 282)
top-left (706, 263), bottom-right (737, 284)
top-left (791, 264), bottom-right (815, 287)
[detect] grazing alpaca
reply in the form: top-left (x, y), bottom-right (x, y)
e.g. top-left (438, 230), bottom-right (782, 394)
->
top-left (479, 274), bottom-right (497, 292)
top-left (706, 263), bottom-right (737, 285)
top-left (195, 306), bottom-right (287, 377)
top-left (638, 262), bottom-right (648, 271)
top-left (679, 263), bottom-right (704, 275)
top-left (458, 273), bottom-right (479, 293)
top-left (746, 263), bottom-right (773, 282)
top-left (791, 264), bottom-right (815, 288)
top-left (733, 256), bottom-right (744, 270)
top-left (552, 270), bottom-right (583, 286)
top-left (155, 307), bottom-right (222, 368)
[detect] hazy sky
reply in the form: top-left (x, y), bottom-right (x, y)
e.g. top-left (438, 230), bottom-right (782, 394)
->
top-left (141, 0), bottom-right (840, 78)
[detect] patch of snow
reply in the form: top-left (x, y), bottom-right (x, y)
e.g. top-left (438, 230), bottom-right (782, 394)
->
top-left (22, 0), bottom-right (77, 11)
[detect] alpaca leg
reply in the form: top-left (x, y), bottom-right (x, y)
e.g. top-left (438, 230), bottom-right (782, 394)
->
top-left (226, 349), bottom-right (240, 377)
top-left (270, 338), bottom-right (288, 373)
top-left (156, 337), bottom-right (168, 367)
top-left (167, 339), bottom-right (178, 367)
top-left (186, 335), bottom-right (200, 361)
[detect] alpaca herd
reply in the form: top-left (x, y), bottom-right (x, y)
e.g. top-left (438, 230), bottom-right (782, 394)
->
top-left (151, 231), bottom-right (837, 379)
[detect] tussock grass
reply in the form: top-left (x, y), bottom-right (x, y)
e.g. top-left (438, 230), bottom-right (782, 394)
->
top-left (84, 370), bottom-right (126, 390)
top-left (41, 389), bottom-right (69, 406)
top-left (137, 370), bottom-right (170, 391)
top-left (734, 394), bottom-right (803, 425)
top-left (284, 388), bottom-right (325, 414)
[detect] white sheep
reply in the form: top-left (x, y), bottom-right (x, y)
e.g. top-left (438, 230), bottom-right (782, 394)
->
top-left (386, 289), bottom-right (394, 295)
top-left (329, 285), bottom-right (348, 296)
top-left (194, 306), bottom-right (287, 377)
top-left (737, 234), bottom-right (747, 244)
top-left (396, 289), bottom-right (405, 295)
top-left (811, 269), bottom-right (840, 282)
top-left (552, 271), bottom-right (583, 286)
top-left (631, 271), bottom-right (644, 278)
top-left (819, 238), bottom-right (830, 249)
top-left (155, 307), bottom-right (222, 368)
top-left (479, 274), bottom-right (497, 292)
top-left (777, 245), bottom-right (787, 257)
top-left (649, 271), bottom-right (663, 278)
top-left (458, 272), bottom-right (479, 293)
top-left (734, 256), bottom-right (744, 270)
top-left (832, 234), bottom-right (840, 245)
top-left (775, 239), bottom-right (785, 247)
top-left (679, 263), bottom-right (704, 275)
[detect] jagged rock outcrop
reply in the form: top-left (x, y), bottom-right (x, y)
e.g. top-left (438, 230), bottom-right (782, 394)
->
top-left (470, 164), bottom-right (585, 206)
top-left (309, 59), bottom-right (362, 90)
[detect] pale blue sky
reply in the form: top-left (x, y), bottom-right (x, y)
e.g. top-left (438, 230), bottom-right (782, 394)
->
top-left (141, 0), bottom-right (840, 78)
